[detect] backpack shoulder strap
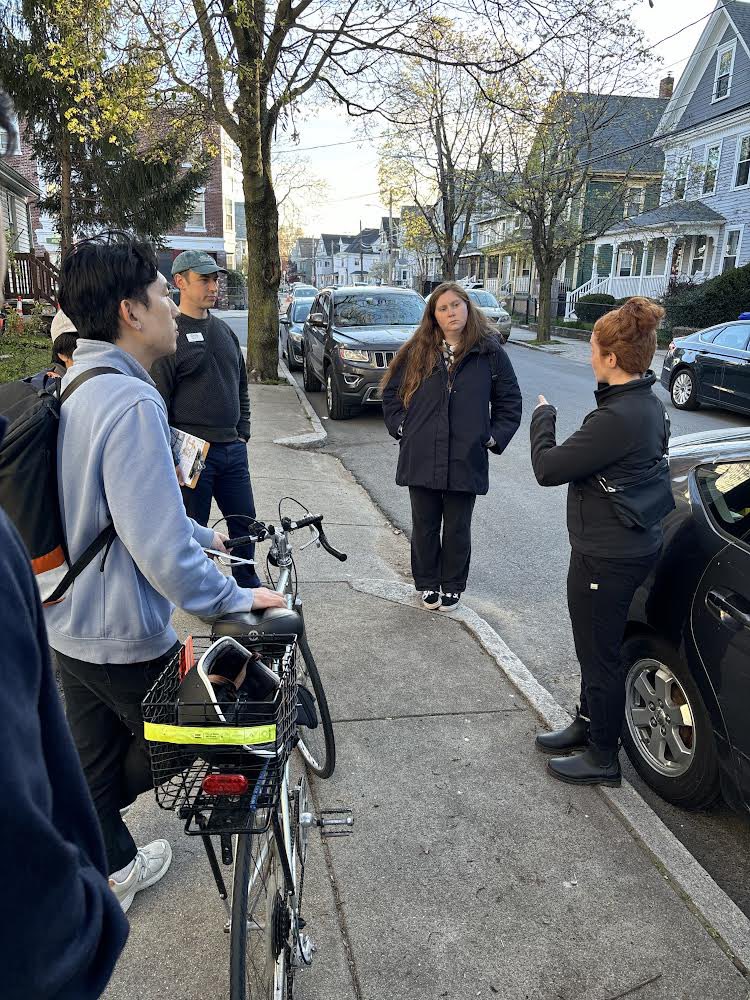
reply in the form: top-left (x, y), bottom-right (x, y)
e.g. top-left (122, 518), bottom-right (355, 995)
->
top-left (45, 524), bottom-right (117, 605)
top-left (60, 366), bottom-right (123, 405)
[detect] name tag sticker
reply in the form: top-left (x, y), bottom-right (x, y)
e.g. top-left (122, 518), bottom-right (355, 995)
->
top-left (186, 332), bottom-right (204, 343)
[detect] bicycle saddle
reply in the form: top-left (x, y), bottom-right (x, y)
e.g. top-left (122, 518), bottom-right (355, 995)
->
top-left (212, 606), bottom-right (304, 640)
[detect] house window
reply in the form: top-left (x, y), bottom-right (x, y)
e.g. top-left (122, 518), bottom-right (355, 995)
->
top-left (673, 152), bottom-right (690, 200)
top-left (618, 249), bottom-right (633, 277)
top-left (735, 135), bottom-right (750, 188)
top-left (185, 189), bottom-right (206, 230)
top-left (691, 236), bottom-right (707, 275)
top-left (224, 197), bottom-right (234, 231)
top-left (703, 144), bottom-right (721, 195)
top-left (713, 41), bottom-right (735, 102)
top-left (723, 229), bottom-right (741, 272)
top-left (624, 187), bottom-right (643, 219)
top-left (223, 144), bottom-right (233, 168)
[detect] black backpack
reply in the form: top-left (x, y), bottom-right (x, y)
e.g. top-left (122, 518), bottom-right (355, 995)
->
top-left (0, 367), bottom-right (120, 605)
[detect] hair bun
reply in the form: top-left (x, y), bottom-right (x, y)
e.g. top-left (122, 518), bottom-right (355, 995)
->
top-left (619, 296), bottom-right (665, 335)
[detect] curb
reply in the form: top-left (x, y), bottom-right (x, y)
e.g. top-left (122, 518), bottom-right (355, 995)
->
top-left (349, 577), bottom-right (750, 976)
top-left (275, 358), bottom-right (327, 450)
top-left (511, 339), bottom-right (565, 355)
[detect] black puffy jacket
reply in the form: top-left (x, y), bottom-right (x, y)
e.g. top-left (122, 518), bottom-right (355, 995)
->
top-left (382, 337), bottom-right (522, 496)
top-left (530, 373), bottom-right (669, 559)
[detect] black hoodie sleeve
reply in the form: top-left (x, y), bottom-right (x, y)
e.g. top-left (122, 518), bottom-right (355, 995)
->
top-left (530, 403), bottom-right (633, 486)
top-left (0, 503), bottom-right (128, 998)
top-left (488, 348), bottom-right (522, 455)
top-left (382, 361), bottom-right (407, 440)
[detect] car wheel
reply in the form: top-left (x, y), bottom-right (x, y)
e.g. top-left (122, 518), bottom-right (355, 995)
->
top-left (302, 348), bottom-right (322, 392)
top-left (670, 367), bottom-right (700, 410)
top-left (325, 367), bottom-right (354, 420)
top-left (621, 635), bottom-right (720, 810)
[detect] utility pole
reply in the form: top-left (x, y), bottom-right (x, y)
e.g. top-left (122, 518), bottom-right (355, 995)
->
top-left (388, 191), bottom-right (393, 285)
top-left (359, 218), bottom-right (363, 280)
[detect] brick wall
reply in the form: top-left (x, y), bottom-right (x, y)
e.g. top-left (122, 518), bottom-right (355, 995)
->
top-left (163, 125), bottom-right (225, 242)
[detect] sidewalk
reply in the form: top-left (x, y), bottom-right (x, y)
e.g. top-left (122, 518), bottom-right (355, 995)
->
top-left (104, 380), bottom-right (749, 1000)
top-left (511, 326), bottom-right (669, 371)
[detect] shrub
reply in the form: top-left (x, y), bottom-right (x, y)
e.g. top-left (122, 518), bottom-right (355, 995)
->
top-left (2, 307), bottom-right (23, 337)
top-left (24, 301), bottom-right (50, 339)
top-left (575, 293), bottom-right (616, 324)
top-left (664, 262), bottom-right (750, 330)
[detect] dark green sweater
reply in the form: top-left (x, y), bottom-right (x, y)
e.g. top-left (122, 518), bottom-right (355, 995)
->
top-left (151, 313), bottom-right (251, 443)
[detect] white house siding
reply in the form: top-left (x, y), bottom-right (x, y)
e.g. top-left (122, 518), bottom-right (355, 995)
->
top-left (1, 190), bottom-right (32, 252)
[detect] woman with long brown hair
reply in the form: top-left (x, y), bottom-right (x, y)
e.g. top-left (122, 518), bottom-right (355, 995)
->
top-left (382, 282), bottom-right (522, 611)
top-left (531, 297), bottom-right (674, 787)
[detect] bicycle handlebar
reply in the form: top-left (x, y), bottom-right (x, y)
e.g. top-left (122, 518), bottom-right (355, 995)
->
top-left (223, 513), bottom-right (347, 562)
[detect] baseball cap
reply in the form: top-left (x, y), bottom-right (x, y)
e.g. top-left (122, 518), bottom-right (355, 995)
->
top-left (172, 250), bottom-right (227, 276)
top-left (50, 309), bottom-right (77, 341)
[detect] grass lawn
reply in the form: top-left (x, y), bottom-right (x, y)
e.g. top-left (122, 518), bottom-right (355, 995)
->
top-left (0, 335), bottom-right (51, 383)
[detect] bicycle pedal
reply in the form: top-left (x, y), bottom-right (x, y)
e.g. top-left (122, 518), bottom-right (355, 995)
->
top-left (318, 809), bottom-right (354, 837)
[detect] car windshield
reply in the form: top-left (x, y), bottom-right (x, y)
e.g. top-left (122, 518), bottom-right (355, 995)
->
top-left (293, 286), bottom-right (316, 296)
top-left (333, 293), bottom-right (425, 327)
top-left (470, 291), bottom-right (500, 308)
top-left (292, 301), bottom-right (312, 323)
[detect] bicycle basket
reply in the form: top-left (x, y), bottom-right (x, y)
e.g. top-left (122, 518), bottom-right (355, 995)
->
top-left (142, 635), bottom-right (297, 835)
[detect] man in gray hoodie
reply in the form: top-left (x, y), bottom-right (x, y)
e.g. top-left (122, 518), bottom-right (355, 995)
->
top-left (48, 232), bottom-right (284, 914)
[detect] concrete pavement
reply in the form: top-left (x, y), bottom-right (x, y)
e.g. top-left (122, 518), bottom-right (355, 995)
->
top-left (104, 377), bottom-right (750, 1000)
top-left (510, 325), bottom-right (669, 371)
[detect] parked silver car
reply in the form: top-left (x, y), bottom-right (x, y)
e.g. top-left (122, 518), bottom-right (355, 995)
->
top-left (466, 289), bottom-right (512, 343)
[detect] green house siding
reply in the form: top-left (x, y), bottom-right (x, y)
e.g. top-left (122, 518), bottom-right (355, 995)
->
top-left (576, 244), bottom-right (595, 287)
top-left (583, 180), bottom-right (622, 232)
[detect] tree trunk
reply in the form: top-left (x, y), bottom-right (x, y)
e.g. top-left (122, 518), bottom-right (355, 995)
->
top-left (243, 167), bottom-right (281, 381)
top-left (60, 134), bottom-right (73, 258)
top-left (536, 266), bottom-right (555, 344)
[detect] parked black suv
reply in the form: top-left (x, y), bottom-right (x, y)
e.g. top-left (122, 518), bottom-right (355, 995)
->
top-left (623, 426), bottom-right (750, 815)
top-left (301, 285), bottom-right (425, 419)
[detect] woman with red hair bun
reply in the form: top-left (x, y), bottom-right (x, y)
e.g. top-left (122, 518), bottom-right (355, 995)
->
top-left (530, 297), bottom-right (675, 787)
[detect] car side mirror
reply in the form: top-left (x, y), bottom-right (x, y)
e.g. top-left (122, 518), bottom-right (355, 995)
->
top-left (309, 311), bottom-right (326, 326)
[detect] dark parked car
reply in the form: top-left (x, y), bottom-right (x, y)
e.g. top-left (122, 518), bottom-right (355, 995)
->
top-left (661, 320), bottom-right (750, 414)
top-left (623, 426), bottom-right (750, 815)
top-left (301, 285), bottom-right (425, 419)
top-left (279, 298), bottom-right (313, 371)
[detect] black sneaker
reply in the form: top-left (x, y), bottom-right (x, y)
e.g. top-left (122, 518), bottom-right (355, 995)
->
top-left (421, 590), bottom-right (441, 610)
top-left (440, 592), bottom-right (461, 612)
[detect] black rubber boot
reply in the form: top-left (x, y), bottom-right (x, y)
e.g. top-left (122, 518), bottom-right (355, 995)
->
top-left (546, 747), bottom-right (622, 787)
top-left (535, 707), bottom-right (590, 755)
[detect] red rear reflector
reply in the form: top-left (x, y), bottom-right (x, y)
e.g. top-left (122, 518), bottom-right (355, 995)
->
top-left (202, 774), bottom-right (249, 796)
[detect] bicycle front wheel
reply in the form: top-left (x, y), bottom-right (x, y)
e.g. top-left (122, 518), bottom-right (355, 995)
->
top-left (296, 634), bottom-right (336, 779)
top-left (229, 822), bottom-right (289, 1000)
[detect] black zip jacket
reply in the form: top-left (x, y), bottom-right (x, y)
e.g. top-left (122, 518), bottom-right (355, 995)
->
top-left (530, 373), bottom-right (668, 559)
top-left (382, 336), bottom-right (522, 495)
top-left (151, 313), bottom-right (251, 443)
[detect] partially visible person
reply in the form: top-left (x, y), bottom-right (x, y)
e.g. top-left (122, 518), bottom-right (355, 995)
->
top-left (382, 281), bottom-right (522, 612)
top-left (49, 233), bottom-right (284, 914)
top-left (151, 250), bottom-right (262, 589)
top-left (0, 91), bottom-right (128, 1000)
top-left (530, 297), bottom-right (672, 787)
top-left (27, 309), bottom-right (79, 391)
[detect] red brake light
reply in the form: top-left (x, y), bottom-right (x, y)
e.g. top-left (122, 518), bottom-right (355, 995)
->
top-left (202, 774), bottom-right (249, 796)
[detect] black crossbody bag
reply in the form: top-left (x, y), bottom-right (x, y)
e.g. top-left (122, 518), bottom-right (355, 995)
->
top-left (596, 408), bottom-right (676, 530)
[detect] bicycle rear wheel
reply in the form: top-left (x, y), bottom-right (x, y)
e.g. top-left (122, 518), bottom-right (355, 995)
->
top-left (296, 634), bottom-right (336, 779)
top-left (229, 820), bottom-right (289, 1000)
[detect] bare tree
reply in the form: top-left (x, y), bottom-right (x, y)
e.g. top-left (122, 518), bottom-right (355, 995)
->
top-left (488, 0), bottom-right (660, 341)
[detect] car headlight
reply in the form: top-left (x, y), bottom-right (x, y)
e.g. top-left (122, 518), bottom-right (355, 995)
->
top-left (339, 348), bottom-right (370, 362)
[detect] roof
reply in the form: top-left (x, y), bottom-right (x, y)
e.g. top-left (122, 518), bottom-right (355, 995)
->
top-left (606, 200), bottom-right (726, 235)
top-left (559, 93), bottom-right (668, 175)
top-left (0, 159), bottom-right (39, 200)
top-left (292, 237), bottom-right (317, 259)
top-left (342, 229), bottom-right (380, 254)
top-left (327, 284), bottom-right (419, 295)
top-left (725, 1), bottom-right (750, 54)
top-left (319, 233), bottom-right (356, 256)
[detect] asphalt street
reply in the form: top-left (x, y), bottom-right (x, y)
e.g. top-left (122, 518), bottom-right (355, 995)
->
top-left (221, 311), bottom-right (750, 919)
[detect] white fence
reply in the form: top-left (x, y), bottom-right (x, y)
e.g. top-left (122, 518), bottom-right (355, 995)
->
top-left (565, 273), bottom-right (671, 320)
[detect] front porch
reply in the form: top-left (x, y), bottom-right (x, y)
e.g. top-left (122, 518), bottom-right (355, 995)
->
top-left (565, 201), bottom-right (726, 320)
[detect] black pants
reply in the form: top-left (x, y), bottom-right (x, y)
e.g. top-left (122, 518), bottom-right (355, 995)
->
top-left (182, 439), bottom-right (262, 589)
top-left (56, 644), bottom-right (179, 873)
top-left (409, 487), bottom-right (476, 592)
top-left (567, 550), bottom-right (658, 752)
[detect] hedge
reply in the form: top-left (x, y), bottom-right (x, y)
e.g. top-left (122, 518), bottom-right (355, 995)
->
top-left (575, 293), bottom-right (616, 323)
top-left (664, 262), bottom-right (750, 330)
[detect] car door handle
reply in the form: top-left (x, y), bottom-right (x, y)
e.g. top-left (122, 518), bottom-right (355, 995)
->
top-left (706, 588), bottom-right (750, 629)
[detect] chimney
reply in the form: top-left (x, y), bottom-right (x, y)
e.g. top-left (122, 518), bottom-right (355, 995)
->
top-left (659, 74), bottom-right (674, 100)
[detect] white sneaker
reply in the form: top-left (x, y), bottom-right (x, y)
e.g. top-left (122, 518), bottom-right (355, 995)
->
top-left (109, 840), bottom-right (173, 914)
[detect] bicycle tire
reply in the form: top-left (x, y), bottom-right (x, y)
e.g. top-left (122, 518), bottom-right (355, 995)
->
top-left (229, 821), bottom-right (289, 1000)
top-left (296, 634), bottom-right (336, 779)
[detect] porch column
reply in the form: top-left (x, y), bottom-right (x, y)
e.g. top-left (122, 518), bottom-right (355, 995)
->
top-left (637, 239), bottom-right (649, 294)
top-left (591, 245), bottom-right (599, 283)
top-left (665, 237), bottom-right (677, 277)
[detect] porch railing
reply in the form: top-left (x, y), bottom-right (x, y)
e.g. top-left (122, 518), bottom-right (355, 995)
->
top-left (564, 276), bottom-right (609, 320)
top-left (4, 251), bottom-right (60, 304)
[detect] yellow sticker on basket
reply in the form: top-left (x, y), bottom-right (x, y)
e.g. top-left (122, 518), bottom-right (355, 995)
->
top-left (143, 722), bottom-right (277, 746)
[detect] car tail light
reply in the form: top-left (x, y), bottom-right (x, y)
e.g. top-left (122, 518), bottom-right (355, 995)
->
top-left (202, 774), bottom-right (249, 796)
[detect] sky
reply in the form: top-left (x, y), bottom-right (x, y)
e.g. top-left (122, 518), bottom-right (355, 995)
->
top-left (277, 0), bottom-right (718, 237)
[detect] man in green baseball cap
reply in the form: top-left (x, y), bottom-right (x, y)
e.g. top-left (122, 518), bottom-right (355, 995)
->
top-left (152, 250), bottom-right (262, 588)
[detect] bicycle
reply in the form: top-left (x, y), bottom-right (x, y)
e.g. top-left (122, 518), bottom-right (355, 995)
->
top-left (142, 504), bottom-right (353, 999)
